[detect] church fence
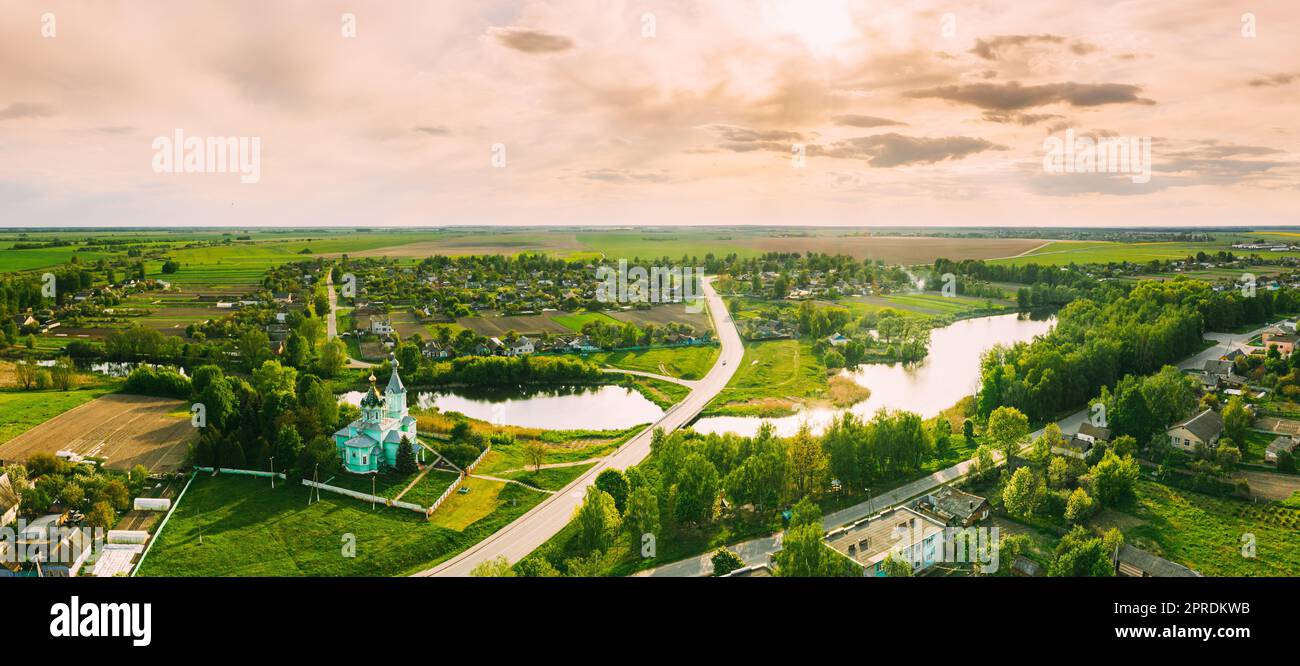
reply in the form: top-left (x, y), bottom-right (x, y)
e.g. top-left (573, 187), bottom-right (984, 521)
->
top-left (193, 466), bottom-right (286, 479)
top-left (301, 479), bottom-right (428, 515)
top-left (426, 445), bottom-right (491, 517)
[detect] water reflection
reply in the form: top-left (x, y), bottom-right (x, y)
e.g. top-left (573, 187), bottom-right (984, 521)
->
top-left (692, 312), bottom-right (1055, 437)
top-left (338, 384), bottom-right (664, 431)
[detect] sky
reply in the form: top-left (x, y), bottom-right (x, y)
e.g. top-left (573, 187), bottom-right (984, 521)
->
top-left (1, 0), bottom-right (1297, 228)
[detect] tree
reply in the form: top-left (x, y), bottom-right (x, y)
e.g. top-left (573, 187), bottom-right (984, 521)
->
top-left (573, 486), bottom-right (620, 552)
top-left (710, 548), bottom-right (745, 576)
top-left (1048, 525), bottom-right (1115, 577)
top-left (99, 478), bottom-right (131, 512)
top-left (50, 357), bottom-right (76, 391)
top-left (1047, 456), bottom-right (1071, 488)
top-left (673, 453), bottom-right (720, 525)
top-left (1277, 449), bottom-right (1296, 473)
top-left (962, 418), bottom-right (975, 442)
top-left (594, 469), bottom-right (629, 513)
top-left (880, 553), bottom-right (913, 577)
top-left (86, 501), bottom-right (116, 529)
top-left (623, 485), bottom-right (660, 549)
top-left (995, 534), bottom-right (1032, 576)
top-left (773, 523), bottom-right (857, 577)
top-left (971, 445), bottom-right (996, 483)
top-left (395, 436), bottom-right (417, 474)
top-left (1002, 467), bottom-right (1044, 519)
top-left (1091, 451), bottom-right (1140, 506)
top-left (1222, 396), bottom-right (1251, 446)
top-left (1064, 487), bottom-right (1095, 523)
top-left (470, 556), bottom-right (516, 577)
top-left (522, 440), bottom-right (546, 472)
top-left (61, 482), bottom-right (85, 510)
top-left (987, 406), bottom-right (1030, 462)
top-left (785, 424), bottom-right (826, 501)
top-left (316, 339), bottom-right (347, 378)
top-left (789, 495), bottom-right (822, 529)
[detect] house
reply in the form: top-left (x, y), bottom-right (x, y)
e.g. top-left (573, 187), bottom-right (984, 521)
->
top-left (1011, 556), bottom-right (1044, 577)
top-left (912, 486), bottom-right (989, 527)
top-left (369, 316), bottom-right (394, 336)
top-left (823, 507), bottom-right (947, 577)
top-left (422, 341), bottom-right (451, 359)
top-left (271, 291), bottom-right (294, 304)
top-left (507, 336), bottom-right (535, 356)
top-left (1261, 331), bottom-right (1299, 356)
top-left (1223, 348), bottom-right (1246, 362)
top-left (568, 336), bottom-right (600, 353)
top-left (1114, 544), bottom-right (1202, 577)
top-left (12, 314), bottom-right (37, 330)
top-left (266, 323), bottom-right (291, 342)
top-left (1265, 435), bottom-right (1299, 465)
top-left (1077, 422), bottom-right (1112, 445)
top-left (826, 333), bottom-right (850, 347)
top-left (1166, 409), bottom-right (1224, 452)
top-left (332, 356), bottom-right (422, 474)
top-left (0, 473), bottom-right (19, 527)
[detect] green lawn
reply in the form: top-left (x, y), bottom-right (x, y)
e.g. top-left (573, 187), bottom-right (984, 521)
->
top-left (704, 339), bottom-right (827, 416)
top-left (1115, 480), bottom-right (1300, 576)
top-left (586, 344), bottom-right (719, 380)
top-left (137, 473), bottom-right (546, 576)
top-left (503, 462), bottom-right (597, 491)
top-left (0, 386), bottom-right (120, 445)
top-left (550, 311), bottom-right (622, 332)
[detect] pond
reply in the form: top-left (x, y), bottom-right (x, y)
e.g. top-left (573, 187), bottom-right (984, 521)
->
top-left (691, 311), bottom-right (1055, 437)
top-left (338, 384), bottom-right (664, 431)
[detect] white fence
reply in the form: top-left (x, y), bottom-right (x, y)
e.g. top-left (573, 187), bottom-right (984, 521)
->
top-left (425, 445), bottom-right (491, 516)
top-left (301, 479), bottom-right (428, 515)
top-left (193, 466), bottom-right (286, 479)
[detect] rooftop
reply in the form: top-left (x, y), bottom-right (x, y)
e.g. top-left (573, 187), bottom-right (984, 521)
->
top-left (824, 507), bottom-right (945, 568)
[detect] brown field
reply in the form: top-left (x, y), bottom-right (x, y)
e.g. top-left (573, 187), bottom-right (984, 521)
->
top-left (0, 394), bottom-right (194, 472)
top-left (747, 236), bottom-right (1048, 264)
top-left (607, 304), bottom-right (712, 331)
top-left (338, 232), bottom-right (585, 259)
top-left (1240, 469), bottom-right (1300, 501)
top-left (456, 313), bottom-right (572, 337)
top-left (387, 310), bottom-right (428, 338)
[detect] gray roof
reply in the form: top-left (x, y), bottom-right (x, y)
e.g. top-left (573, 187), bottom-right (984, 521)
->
top-left (918, 486), bottom-right (988, 524)
top-left (1077, 422), bottom-right (1112, 442)
top-left (1117, 544), bottom-right (1202, 577)
top-left (1267, 436), bottom-right (1298, 455)
top-left (0, 474), bottom-right (19, 514)
top-left (1169, 409), bottom-right (1223, 442)
top-left (1203, 359), bottom-right (1234, 375)
top-left (1012, 556), bottom-right (1043, 577)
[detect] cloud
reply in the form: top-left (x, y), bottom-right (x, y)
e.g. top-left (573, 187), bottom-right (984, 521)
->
top-left (981, 111), bottom-right (1065, 126)
top-left (814, 133), bottom-right (1005, 167)
top-left (970, 34), bottom-right (1064, 60)
top-left (1248, 73), bottom-right (1297, 87)
top-left (970, 34), bottom-right (1098, 61)
top-left (488, 27), bottom-right (574, 54)
top-left (831, 114), bottom-right (907, 128)
top-left (905, 81), bottom-right (1155, 110)
top-left (580, 168), bottom-right (671, 183)
top-left (701, 124), bottom-right (805, 142)
top-left (0, 102), bottom-right (55, 120)
top-left (413, 125), bottom-right (451, 136)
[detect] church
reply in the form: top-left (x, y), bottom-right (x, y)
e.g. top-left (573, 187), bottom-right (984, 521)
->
top-left (334, 355), bottom-right (421, 474)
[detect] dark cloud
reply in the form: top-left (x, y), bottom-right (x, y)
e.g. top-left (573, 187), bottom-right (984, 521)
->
top-left (1248, 73), bottom-right (1297, 87)
top-left (981, 111), bottom-right (1065, 126)
top-left (970, 34), bottom-right (1098, 61)
top-left (970, 34), bottom-right (1064, 60)
top-left (413, 125), bottom-right (451, 136)
top-left (831, 114), bottom-right (907, 128)
top-left (0, 102), bottom-right (56, 120)
top-left (905, 81), bottom-right (1155, 110)
top-left (814, 133), bottom-right (1005, 167)
top-left (488, 27), bottom-right (574, 54)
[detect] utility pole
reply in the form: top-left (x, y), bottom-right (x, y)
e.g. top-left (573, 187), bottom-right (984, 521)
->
top-left (270, 457), bottom-right (275, 489)
top-left (371, 476), bottom-right (376, 511)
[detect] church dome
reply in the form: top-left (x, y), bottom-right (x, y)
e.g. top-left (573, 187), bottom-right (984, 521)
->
top-left (361, 374), bottom-right (384, 408)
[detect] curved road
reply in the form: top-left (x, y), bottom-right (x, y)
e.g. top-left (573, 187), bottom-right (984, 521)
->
top-left (417, 277), bottom-right (744, 576)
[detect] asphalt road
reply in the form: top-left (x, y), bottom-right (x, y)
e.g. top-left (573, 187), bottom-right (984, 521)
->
top-left (325, 271), bottom-right (338, 340)
top-left (417, 277), bottom-right (744, 576)
top-left (637, 322), bottom-right (1275, 576)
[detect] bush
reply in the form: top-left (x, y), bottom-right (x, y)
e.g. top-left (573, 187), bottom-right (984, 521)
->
top-left (122, 366), bottom-right (192, 399)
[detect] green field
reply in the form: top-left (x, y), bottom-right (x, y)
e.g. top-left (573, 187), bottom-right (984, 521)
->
top-left (990, 233), bottom-right (1300, 267)
top-left (550, 311), bottom-right (622, 333)
top-left (137, 473), bottom-right (546, 576)
top-left (705, 339), bottom-right (827, 416)
top-left (0, 386), bottom-right (120, 445)
top-left (1115, 481), bottom-right (1300, 576)
top-left (585, 345), bottom-right (719, 380)
top-left (502, 462), bottom-right (596, 491)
